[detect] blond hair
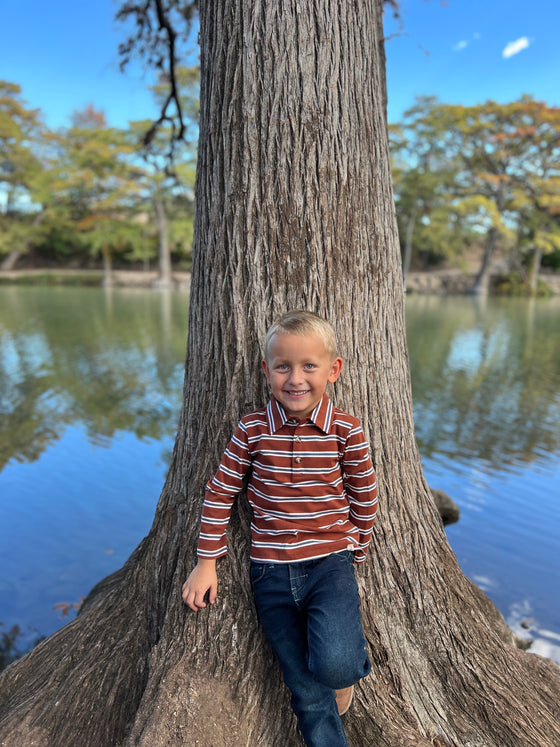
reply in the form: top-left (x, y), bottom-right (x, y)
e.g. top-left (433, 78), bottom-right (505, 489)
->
top-left (264, 310), bottom-right (337, 361)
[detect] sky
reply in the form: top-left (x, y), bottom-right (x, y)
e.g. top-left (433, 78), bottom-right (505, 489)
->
top-left (2, 0), bottom-right (559, 130)
top-left (383, 0), bottom-right (559, 120)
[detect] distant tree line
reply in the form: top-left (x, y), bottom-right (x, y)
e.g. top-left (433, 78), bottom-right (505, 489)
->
top-left (0, 69), bottom-right (199, 285)
top-left (2, 76), bottom-right (559, 293)
top-left (390, 96), bottom-right (560, 294)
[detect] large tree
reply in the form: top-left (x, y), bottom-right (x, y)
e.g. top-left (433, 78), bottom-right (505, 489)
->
top-left (129, 65), bottom-right (199, 287)
top-left (48, 106), bottom-right (145, 285)
top-left (1, 2), bottom-right (559, 746)
top-left (0, 81), bottom-right (44, 270)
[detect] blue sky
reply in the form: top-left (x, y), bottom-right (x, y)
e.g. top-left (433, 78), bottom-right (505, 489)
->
top-left (2, 0), bottom-right (559, 130)
top-left (384, 0), bottom-right (559, 120)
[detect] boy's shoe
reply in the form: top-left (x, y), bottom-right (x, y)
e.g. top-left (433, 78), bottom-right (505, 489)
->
top-left (335, 686), bottom-right (354, 715)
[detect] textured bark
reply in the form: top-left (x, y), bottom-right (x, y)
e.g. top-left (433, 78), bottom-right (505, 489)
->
top-left (1, 1), bottom-right (560, 746)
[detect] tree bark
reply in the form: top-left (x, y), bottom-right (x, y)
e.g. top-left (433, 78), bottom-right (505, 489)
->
top-left (1, 1), bottom-right (559, 746)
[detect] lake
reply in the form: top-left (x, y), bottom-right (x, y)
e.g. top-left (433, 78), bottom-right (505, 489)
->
top-left (1, 287), bottom-right (559, 664)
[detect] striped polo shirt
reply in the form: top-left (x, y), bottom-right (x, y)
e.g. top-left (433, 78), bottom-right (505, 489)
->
top-left (197, 393), bottom-right (378, 564)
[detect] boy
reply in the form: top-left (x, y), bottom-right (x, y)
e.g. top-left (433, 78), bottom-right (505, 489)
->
top-left (182, 310), bottom-right (378, 746)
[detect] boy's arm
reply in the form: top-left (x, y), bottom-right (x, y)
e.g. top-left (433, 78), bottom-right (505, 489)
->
top-left (342, 424), bottom-right (378, 563)
top-left (196, 421), bottom-right (252, 559)
top-left (182, 420), bottom-right (252, 611)
top-left (182, 558), bottom-right (217, 611)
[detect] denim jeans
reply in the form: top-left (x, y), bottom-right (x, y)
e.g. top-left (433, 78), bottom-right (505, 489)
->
top-left (251, 551), bottom-right (371, 747)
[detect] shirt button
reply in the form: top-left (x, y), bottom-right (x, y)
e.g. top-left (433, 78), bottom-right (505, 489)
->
top-left (295, 457), bottom-right (302, 464)
top-left (295, 436), bottom-right (302, 442)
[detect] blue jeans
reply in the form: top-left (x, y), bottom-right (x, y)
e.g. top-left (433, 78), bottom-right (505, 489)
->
top-left (251, 551), bottom-right (371, 747)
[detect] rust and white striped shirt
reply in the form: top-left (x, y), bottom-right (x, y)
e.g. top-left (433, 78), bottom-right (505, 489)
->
top-left (197, 394), bottom-right (378, 564)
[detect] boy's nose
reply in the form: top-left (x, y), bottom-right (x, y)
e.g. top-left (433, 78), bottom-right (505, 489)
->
top-left (288, 368), bottom-right (305, 385)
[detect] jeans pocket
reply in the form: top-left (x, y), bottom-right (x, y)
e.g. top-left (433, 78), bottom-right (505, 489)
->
top-left (250, 562), bottom-right (268, 584)
top-left (334, 549), bottom-right (354, 564)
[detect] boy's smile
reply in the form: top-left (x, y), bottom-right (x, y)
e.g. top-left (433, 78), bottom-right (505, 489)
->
top-left (262, 333), bottom-right (342, 420)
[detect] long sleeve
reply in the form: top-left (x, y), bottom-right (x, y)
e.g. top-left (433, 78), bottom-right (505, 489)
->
top-left (197, 422), bottom-right (252, 559)
top-left (342, 425), bottom-right (378, 563)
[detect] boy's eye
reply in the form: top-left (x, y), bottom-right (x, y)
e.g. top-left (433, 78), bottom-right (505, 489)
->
top-left (277, 364), bottom-right (289, 370)
top-left (304, 363), bottom-right (316, 370)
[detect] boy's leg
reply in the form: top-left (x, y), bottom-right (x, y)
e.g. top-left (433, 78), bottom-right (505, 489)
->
top-left (305, 551), bottom-right (371, 690)
top-left (251, 562), bottom-right (349, 747)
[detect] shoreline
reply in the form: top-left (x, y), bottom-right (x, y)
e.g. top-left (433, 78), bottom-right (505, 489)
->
top-left (0, 267), bottom-right (559, 295)
top-left (0, 268), bottom-right (192, 291)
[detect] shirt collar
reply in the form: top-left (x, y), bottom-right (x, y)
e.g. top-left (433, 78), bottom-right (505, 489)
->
top-left (266, 393), bottom-right (333, 434)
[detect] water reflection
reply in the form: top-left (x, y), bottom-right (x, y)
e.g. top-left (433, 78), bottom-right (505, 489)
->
top-left (2, 290), bottom-right (558, 475)
top-left (406, 296), bottom-right (560, 471)
top-left (0, 287), bottom-right (188, 470)
top-left (0, 288), bottom-right (559, 661)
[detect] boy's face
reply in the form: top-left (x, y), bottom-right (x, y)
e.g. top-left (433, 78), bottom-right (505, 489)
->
top-left (262, 332), bottom-right (342, 420)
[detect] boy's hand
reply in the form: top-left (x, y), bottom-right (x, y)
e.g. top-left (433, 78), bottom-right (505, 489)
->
top-left (182, 558), bottom-right (218, 611)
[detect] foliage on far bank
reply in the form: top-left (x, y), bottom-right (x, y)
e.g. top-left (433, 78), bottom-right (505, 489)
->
top-left (0, 74), bottom-right (199, 276)
top-left (493, 271), bottom-right (555, 297)
top-left (389, 95), bottom-right (560, 294)
top-left (2, 77), bottom-right (560, 295)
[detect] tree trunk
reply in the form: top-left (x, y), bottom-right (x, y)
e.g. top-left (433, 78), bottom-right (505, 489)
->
top-left (153, 195), bottom-right (174, 289)
top-left (0, 249), bottom-right (22, 271)
top-left (0, 212), bottom-right (44, 270)
top-left (1, 2), bottom-right (559, 746)
top-left (471, 179), bottom-right (507, 296)
top-left (402, 206), bottom-right (417, 288)
top-left (101, 245), bottom-right (114, 287)
top-left (470, 226), bottom-right (498, 296)
top-left (527, 243), bottom-right (543, 296)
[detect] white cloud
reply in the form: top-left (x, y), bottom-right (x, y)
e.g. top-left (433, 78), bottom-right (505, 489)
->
top-left (453, 34), bottom-right (481, 52)
top-left (502, 36), bottom-right (531, 59)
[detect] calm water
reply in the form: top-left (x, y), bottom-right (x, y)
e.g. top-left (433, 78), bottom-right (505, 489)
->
top-left (1, 287), bottom-right (559, 663)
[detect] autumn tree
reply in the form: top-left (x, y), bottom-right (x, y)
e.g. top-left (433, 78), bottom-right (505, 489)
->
top-left (47, 106), bottom-right (144, 284)
top-left (128, 65), bottom-right (199, 286)
top-left (0, 81), bottom-right (44, 270)
top-left (452, 98), bottom-right (560, 295)
top-left (395, 96), bottom-right (560, 294)
top-left (508, 98), bottom-right (560, 293)
top-left (389, 98), bottom-right (469, 280)
top-left (1, 3), bottom-right (560, 747)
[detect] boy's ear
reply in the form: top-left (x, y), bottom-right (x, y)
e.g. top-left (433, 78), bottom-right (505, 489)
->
top-left (328, 357), bottom-right (343, 383)
top-left (262, 359), bottom-right (271, 383)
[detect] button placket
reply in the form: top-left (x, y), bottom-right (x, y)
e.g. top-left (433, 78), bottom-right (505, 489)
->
top-left (293, 426), bottom-right (303, 468)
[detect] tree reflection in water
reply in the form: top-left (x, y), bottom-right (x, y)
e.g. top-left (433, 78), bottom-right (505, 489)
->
top-left (0, 286), bottom-right (187, 470)
top-left (0, 288), bottom-right (559, 661)
top-left (406, 295), bottom-right (560, 471)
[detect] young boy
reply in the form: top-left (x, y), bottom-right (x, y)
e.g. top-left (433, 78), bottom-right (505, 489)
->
top-left (182, 310), bottom-right (378, 746)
